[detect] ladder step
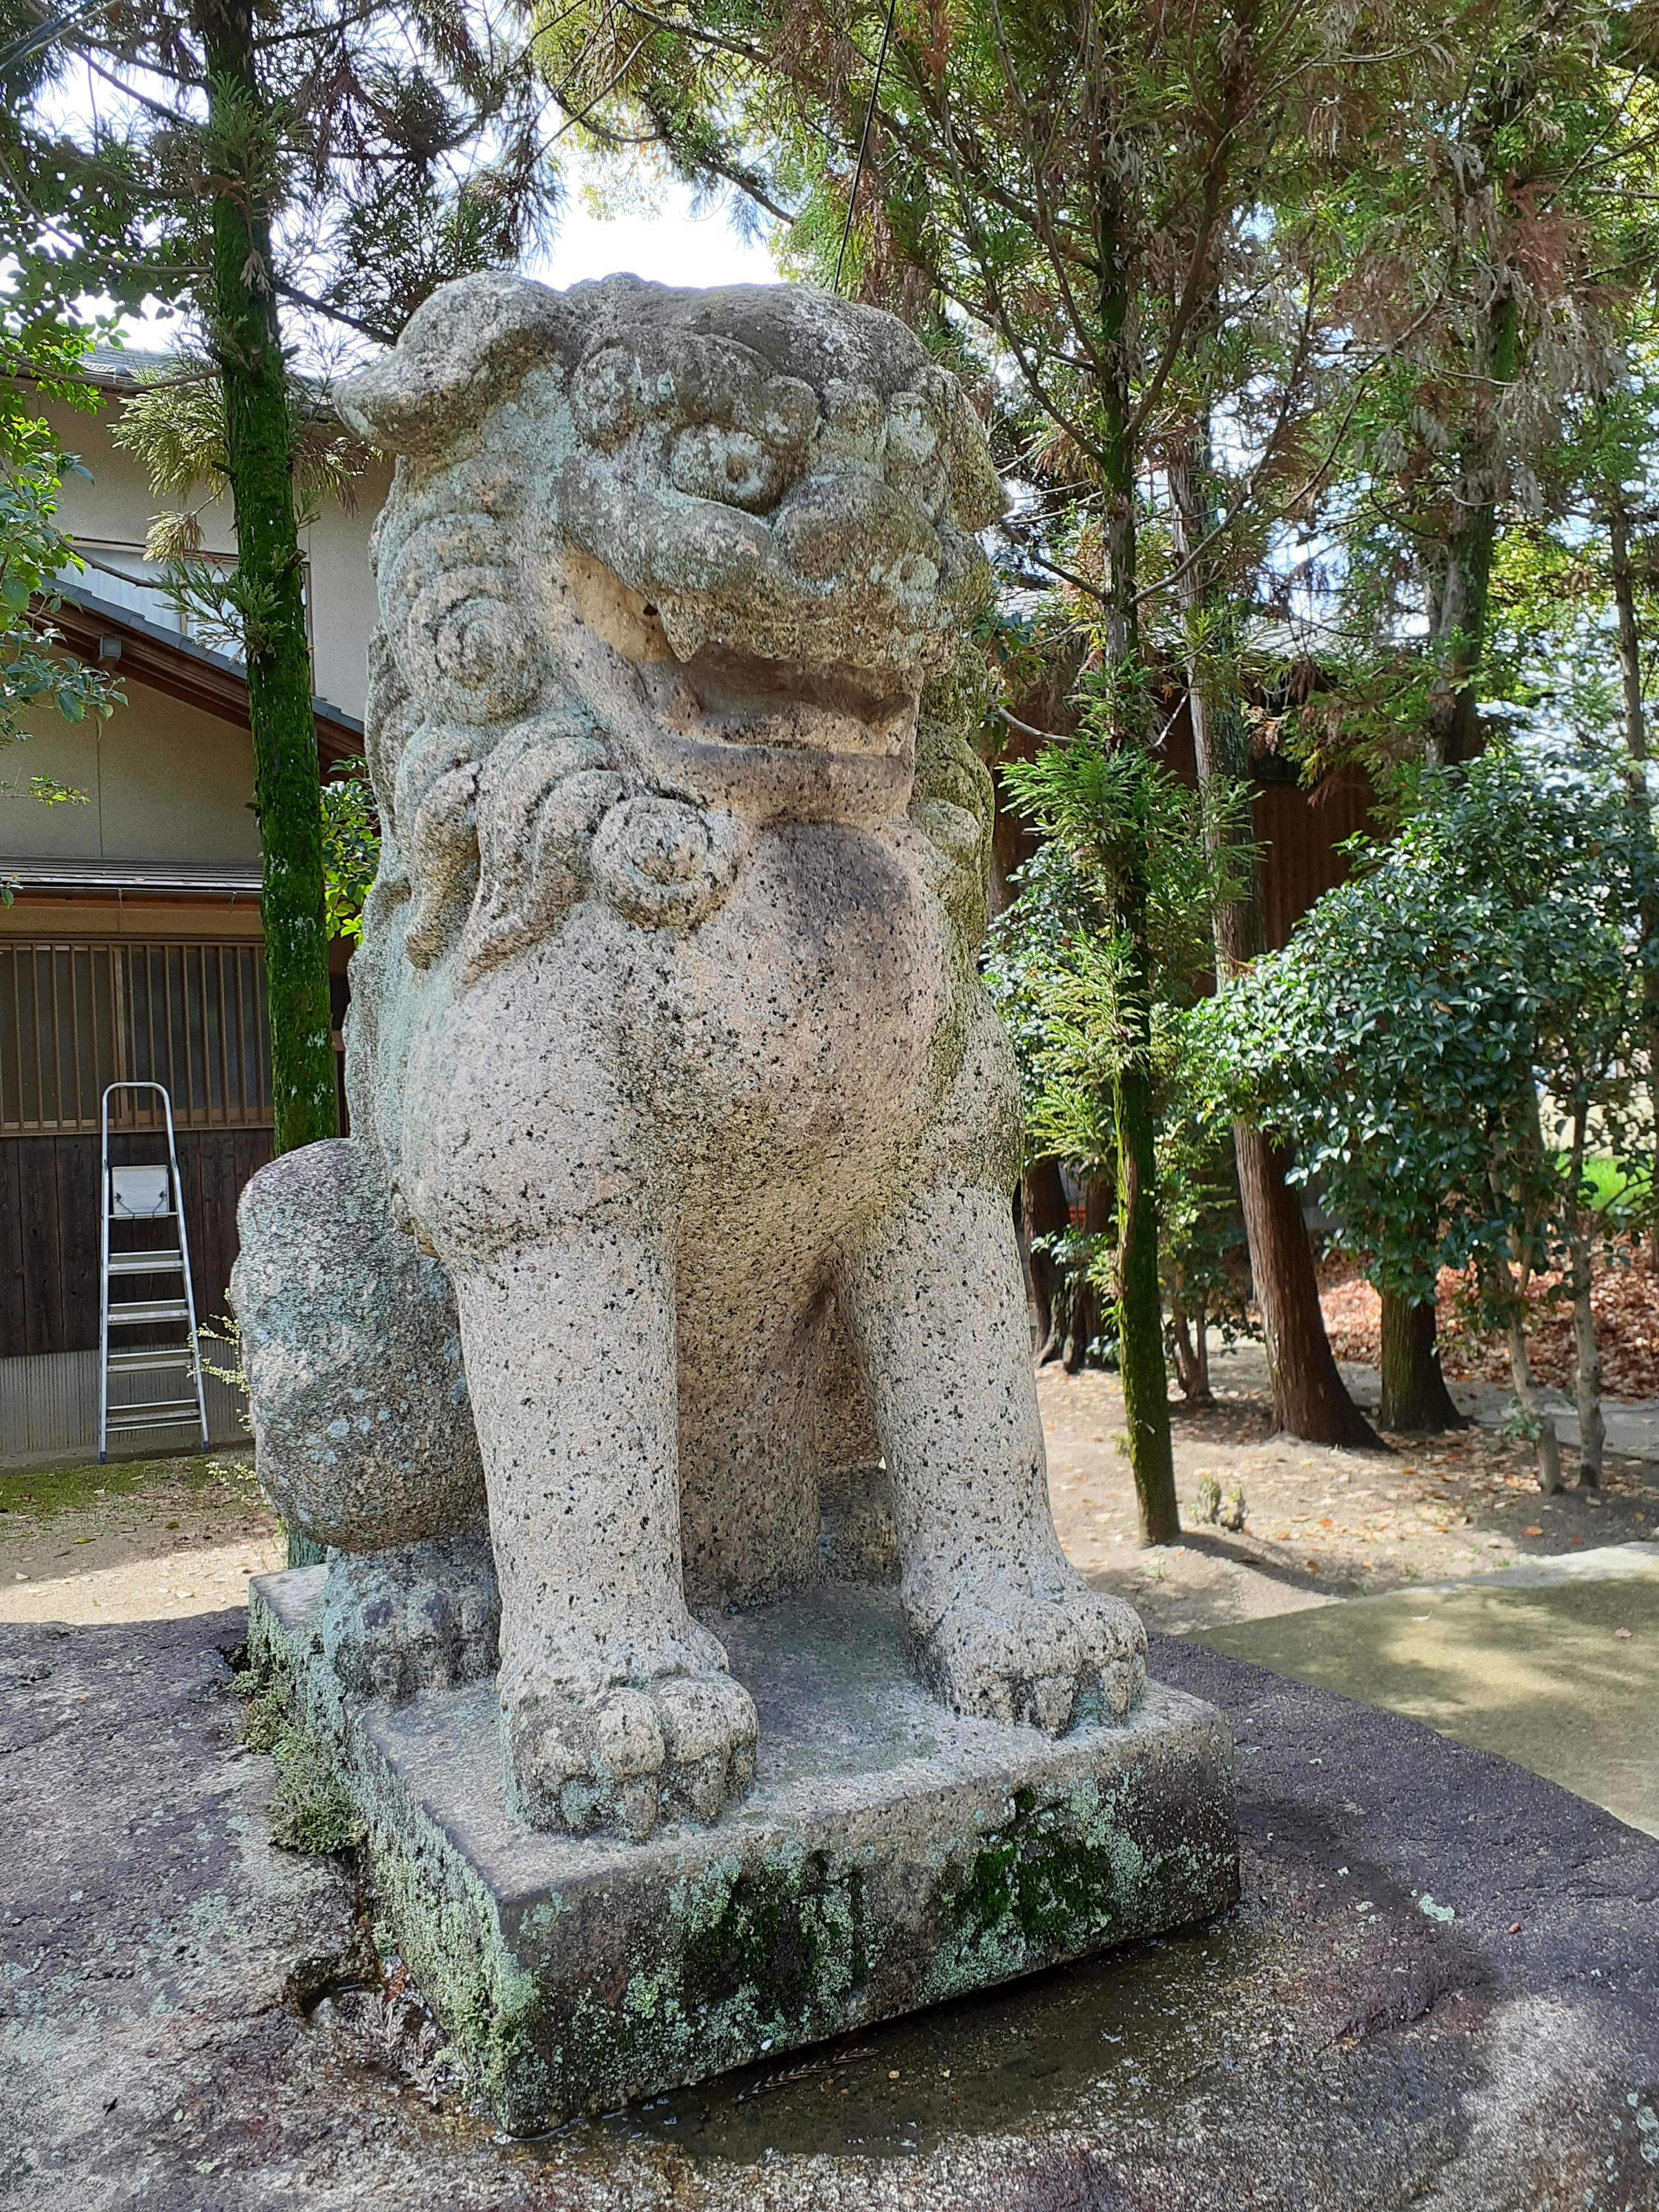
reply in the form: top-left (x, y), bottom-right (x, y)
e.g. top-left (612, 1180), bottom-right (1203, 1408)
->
top-left (107, 1299), bottom-right (192, 1325)
top-left (107, 1348), bottom-right (197, 1374)
top-left (105, 1407), bottom-right (204, 1432)
top-left (107, 1249), bottom-right (185, 1274)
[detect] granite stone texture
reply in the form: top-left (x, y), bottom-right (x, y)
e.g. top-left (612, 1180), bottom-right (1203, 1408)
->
top-left (250, 1567), bottom-right (1239, 2133)
top-left (231, 273), bottom-right (1150, 1844)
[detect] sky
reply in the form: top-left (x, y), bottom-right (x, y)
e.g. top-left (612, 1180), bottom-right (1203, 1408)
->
top-left (526, 174), bottom-right (779, 295)
top-left (104, 173), bottom-right (781, 357)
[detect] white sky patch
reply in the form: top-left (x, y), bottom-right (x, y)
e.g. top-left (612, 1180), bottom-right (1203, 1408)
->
top-left (526, 166), bottom-right (779, 294)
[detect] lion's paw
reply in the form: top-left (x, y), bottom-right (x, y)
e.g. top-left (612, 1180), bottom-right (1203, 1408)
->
top-left (502, 1665), bottom-right (758, 1841)
top-left (911, 1568), bottom-right (1146, 1733)
top-left (317, 1534), bottom-right (499, 1700)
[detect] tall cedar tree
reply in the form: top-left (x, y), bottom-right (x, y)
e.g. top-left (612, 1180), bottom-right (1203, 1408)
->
top-left (0, 0), bottom-right (556, 1151)
top-left (1284, 0), bottom-right (1659, 1424)
top-left (536, 0), bottom-right (1418, 1481)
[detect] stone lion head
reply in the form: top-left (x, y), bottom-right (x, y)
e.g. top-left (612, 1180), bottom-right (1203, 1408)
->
top-left (339, 273), bottom-right (1001, 982)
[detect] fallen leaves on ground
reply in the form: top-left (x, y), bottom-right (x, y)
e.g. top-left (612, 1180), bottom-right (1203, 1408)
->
top-left (1321, 1252), bottom-right (1659, 1400)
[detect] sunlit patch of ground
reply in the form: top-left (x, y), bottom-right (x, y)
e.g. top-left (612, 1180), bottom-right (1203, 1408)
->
top-left (0, 1451), bottom-right (283, 1624)
top-left (1039, 1352), bottom-right (1659, 1636)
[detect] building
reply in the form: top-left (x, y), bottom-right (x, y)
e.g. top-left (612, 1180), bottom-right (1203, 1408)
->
top-left (1, 352), bottom-right (390, 1459)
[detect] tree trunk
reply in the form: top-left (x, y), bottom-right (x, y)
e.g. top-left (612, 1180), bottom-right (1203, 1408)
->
top-left (1378, 1287), bottom-right (1468, 1433)
top-left (1566, 1108), bottom-right (1606, 1487)
top-left (1168, 1274), bottom-right (1212, 1406)
top-left (1062, 1176), bottom-right (1109, 1375)
top-left (1235, 1128), bottom-right (1380, 1445)
top-left (1097, 195), bottom-right (1178, 1547)
top-left (196, 0), bottom-right (337, 1158)
top-left (1020, 1157), bottom-right (1071, 1362)
top-left (1484, 1166), bottom-right (1564, 1491)
top-left (1115, 1028), bottom-right (1178, 1541)
top-left (1167, 436), bottom-right (1378, 1449)
top-left (1608, 496), bottom-right (1659, 1275)
top-left (1424, 291), bottom-right (1517, 770)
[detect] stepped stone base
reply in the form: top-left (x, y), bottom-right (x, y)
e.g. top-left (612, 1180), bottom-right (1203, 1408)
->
top-left (250, 1569), bottom-right (1238, 2134)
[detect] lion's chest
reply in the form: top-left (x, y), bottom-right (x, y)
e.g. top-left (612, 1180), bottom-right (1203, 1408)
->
top-left (396, 820), bottom-right (956, 1253)
top-left (641, 822), bottom-right (951, 1170)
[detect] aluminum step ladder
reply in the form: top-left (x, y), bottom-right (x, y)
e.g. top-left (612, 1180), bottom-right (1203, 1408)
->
top-left (98, 1082), bottom-right (209, 1462)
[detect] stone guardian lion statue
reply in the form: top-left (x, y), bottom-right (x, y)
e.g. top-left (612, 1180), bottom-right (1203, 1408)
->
top-left (232, 273), bottom-right (1146, 1845)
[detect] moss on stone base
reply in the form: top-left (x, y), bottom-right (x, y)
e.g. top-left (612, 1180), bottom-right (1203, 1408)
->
top-left (923, 1783), bottom-right (1159, 2003)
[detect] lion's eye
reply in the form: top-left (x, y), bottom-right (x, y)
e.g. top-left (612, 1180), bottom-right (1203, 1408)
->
top-left (669, 425), bottom-right (794, 515)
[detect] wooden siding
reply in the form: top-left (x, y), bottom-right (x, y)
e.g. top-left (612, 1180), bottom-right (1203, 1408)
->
top-left (0, 1127), bottom-right (273, 1358)
top-left (1252, 771), bottom-right (1376, 951)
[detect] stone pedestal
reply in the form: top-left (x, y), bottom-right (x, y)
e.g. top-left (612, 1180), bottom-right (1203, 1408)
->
top-left (251, 1569), bottom-right (1237, 2133)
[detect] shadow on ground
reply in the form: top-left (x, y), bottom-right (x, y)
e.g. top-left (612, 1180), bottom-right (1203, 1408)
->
top-left (1193, 1548), bottom-right (1659, 1837)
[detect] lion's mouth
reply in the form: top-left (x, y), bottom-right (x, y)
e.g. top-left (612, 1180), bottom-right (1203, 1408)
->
top-left (648, 645), bottom-right (918, 761)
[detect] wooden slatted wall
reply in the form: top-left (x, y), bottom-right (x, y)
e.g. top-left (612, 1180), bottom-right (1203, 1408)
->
top-left (0, 1128), bottom-right (273, 1358)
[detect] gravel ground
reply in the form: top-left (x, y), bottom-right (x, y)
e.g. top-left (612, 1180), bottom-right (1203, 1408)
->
top-left (6, 1363), bottom-right (1658, 1642)
top-left (1040, 1357), bottom-right (1659, 1635)
top-left (0, 1452), bottom-right (283, 1625)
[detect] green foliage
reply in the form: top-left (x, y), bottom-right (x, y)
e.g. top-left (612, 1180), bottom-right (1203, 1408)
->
top-left (321, 760), bottom-right (381, 942)
top-left (0, 318), bottom-right (123, 778)
top-left (1198, 742), bottom-right (1659, 1305)
top-left (1000, 713), bottom-right (1254, 995)
top-left (985, 735), bottom-right (1252, 1356)
top-left (0, 0), bottom-right (559, 348)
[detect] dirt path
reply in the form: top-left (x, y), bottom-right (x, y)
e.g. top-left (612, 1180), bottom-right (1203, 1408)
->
top-left (0, 1452), bottom-right (283, 1624)
top-left (4, 1367), bottom-right (1656, 1638)
top-left (1040, 1360), bottom-right (1659, 1634)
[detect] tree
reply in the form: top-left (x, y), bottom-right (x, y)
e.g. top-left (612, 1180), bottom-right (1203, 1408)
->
top-left (1199, 742), bottom-right (1659, 1477)
top-left (1271, 5), bottom-right (1659, 1424)
top-left (1484, 305), bottom-right (1659, 1270)
top-left (1, 0), bottom-right (557, 1151)
top-left (995, 723), bottom-right (1253, 1540)
top-left (1, 311), bottom-right (124, 843)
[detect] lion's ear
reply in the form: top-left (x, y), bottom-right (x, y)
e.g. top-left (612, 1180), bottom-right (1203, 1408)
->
top-left (340, 274), bottom-right (581, 460)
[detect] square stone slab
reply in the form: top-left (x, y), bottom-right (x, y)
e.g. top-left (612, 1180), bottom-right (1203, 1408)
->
top-left (251, 1569), bottom-right (1237, 2132)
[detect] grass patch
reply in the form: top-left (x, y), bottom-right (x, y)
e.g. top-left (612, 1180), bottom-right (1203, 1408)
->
top-left (0, 1451), bottom-right (258, 1522)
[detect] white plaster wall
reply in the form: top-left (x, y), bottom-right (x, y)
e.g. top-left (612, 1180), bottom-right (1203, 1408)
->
top-left (4, 384), bottom-right (391, 868)
top-left (3, 686), bottom-right (263, 866)
top-left (41, 391), bottom-right (389, 722)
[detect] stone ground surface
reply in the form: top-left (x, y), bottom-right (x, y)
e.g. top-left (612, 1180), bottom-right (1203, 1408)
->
top-left (4, 1608), bottom-right (1656, 2211)
top-left (1195, 1546), bottom-right (1659, 1838)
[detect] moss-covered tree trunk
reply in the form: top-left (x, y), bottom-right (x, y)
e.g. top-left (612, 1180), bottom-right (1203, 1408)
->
top-left (1168, 437), bottom-right (1377, 1449)
top-left (1608, 494), bottom-right (1659, 1276)
top-left (194, 0), bottom-right (337, 1157)
top-left (1381, 290), bottom-right (1518, 1426)
top-left (1098, 196), bottom-right (1177, 1548)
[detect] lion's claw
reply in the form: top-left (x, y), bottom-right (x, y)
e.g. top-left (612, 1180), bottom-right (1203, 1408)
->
top-left (503, 1666), bottom-right (757, 1840)
top-left (911, 1567), bottom-right (1145, 1732)
top-left (317, 1535), bottom-right (499, 1700)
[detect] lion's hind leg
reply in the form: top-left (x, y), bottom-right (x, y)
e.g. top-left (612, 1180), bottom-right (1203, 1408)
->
top-left (842, 1177), bottom-right (1146, 1733)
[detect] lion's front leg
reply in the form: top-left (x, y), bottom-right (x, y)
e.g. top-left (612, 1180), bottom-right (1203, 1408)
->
top-left (843, 1181), bottom-right (1145, 1733)
top-left (451, 1228), bottom-right (756, 1841)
